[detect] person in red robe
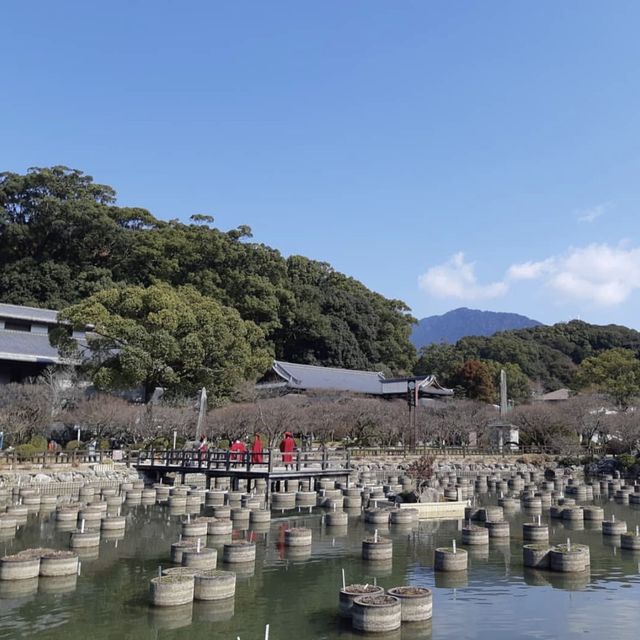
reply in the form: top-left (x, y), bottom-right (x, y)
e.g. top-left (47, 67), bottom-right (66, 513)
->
top-left (279, 431), bottom-right (295, 469)
top-left (251, 434), bottom-right (264, 464)
top-left (230, 439), bottom-right (247, 465)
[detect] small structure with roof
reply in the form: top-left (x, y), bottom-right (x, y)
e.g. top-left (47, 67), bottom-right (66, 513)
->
top-left (267, 360), bottom-right (453, 400)
top-left (535, 388), bottom-right (570, 402)
top-left (0, 303), bottom-right (87, 384)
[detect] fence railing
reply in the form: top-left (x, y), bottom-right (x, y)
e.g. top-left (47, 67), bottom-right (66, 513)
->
top-left (137, 448), bottom-right (350, 473)
top-left (0, 449), bottom-right (128, 466)
top-left (344, 444), bottom-right (597, 458)
top-left (0, 443), bottom-right (602, 467)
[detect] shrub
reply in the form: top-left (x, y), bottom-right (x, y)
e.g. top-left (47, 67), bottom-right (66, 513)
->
top-left (152, 436), bottom-right (170, 449)
top-left (605, 439), bottom-right (630, 456)
top-left (557, 456), bottom-right (581, 468)
top-left (29, 435), bottom-right (48, 451)
top-left (65, 440), bottom-right (84, 451)
top-left (398, 490), bottom-right (419, 503)
top-left (615, 453), bottom-right (637, 471)
top-left (99, 438), bottom-right (110, 450)
top-left (15, 444), bottom-right (37, 459)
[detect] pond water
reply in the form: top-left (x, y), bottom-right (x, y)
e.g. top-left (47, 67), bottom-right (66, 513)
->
top-left (1, 494), bottom-right (640, 640)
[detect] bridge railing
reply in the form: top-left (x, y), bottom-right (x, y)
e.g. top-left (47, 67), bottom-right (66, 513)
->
top-left (0, 443), bottom-right (598, 468)
top-left (0, 448), bottom-right (131, 466)
top-left (136, 448), bottom-right (352, 472)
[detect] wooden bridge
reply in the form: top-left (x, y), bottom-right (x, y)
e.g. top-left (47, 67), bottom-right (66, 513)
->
top-left (134, 448), bottom-right (354, 493)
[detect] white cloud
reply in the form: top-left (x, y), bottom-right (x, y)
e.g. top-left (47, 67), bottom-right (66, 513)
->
top-left (576, 202), bottom-right (610, 223)
top-left (507, 259), bottom-right (554, 281)
top-left (507, 243), bottom-right (640, 306)
top-left (418, 252), bottom-right (508, 301)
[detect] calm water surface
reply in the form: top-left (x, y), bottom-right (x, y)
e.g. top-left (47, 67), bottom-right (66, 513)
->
top-left (1, 495), bottom-right (640, 640)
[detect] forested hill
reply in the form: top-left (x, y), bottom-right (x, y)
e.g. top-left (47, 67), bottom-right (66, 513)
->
top-left (411, 307), bottom-right (542, 348)
top-left (0, 166), bottom-right (415, 374)
top-left (415, 319), bottom-right (640, 391)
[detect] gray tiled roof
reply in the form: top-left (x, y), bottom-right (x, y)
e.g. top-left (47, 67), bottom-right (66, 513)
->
top-left (0, 303), bottom-right (58, 324)
top-left (273, 361), bottom-right (384, 394)
top-left (272, 361), bottom-right (453, 397)
top-left (0, 330), bottom-right (63, 363)
top-left (535, 388), bottom-right (570, 401)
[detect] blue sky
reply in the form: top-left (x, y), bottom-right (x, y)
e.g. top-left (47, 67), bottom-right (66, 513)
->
top-left (2, 1), bottom-right (640, 328)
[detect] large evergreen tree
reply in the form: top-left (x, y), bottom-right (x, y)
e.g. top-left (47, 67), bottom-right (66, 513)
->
top-left (61, 284), bottom-right (272, 401)
top-left (0, 166), bottom-right (416, 381)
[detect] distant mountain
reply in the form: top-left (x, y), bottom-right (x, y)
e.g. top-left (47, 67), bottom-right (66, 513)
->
top-left (411, 307), bottom-right (543, 348)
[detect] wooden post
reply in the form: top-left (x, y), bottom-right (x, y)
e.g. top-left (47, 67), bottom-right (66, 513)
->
top-left (226, 450), bottom-right (231, 473)
top-left (268, 449), bottom-right (273, 473)
top-left (296, 450), bottom-right (301, 471)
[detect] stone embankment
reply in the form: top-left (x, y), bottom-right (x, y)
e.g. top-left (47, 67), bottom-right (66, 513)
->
top-left (350, 456), bottom-right (567, 480)
top-left (351, 450), bottom-right (560, 465)
top-left (0, 465), bottom-right (140, 490)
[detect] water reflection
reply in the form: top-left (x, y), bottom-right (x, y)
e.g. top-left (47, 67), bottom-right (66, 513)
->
top-left (147, 601), bottom-right (193, 630)
top-left (0, 576), bottom-right (38, 599)
top-left (38, 575), bottom-right (78, 595)
top-left (523, 568), bottom-right (551, 587)
top-left (362, 558), bottom-right (393, 578)
top-left (434, 571), bottom-right (468, 589)
top-left (546, 569), bottom-right (591, 591)
top-left (0, 488), bottom-right (637, 639)
top-left (193, 597), bottom-right (235, 622)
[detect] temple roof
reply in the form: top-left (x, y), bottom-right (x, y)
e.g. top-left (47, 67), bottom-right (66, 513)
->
top-left (271, 360), bottom-right (453, 397)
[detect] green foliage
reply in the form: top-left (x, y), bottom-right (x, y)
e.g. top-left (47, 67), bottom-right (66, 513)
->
top-left (615, 453), bottom-right (637, 471)
top-left (147, 436), bottom-right (170, 449)
top-left (15, 443), bottom-right (37, 458)
top-left (29, 435), bottom-right (48, 451)
top-left (0, 166), bottom-right (416, 379)
top-left (574, 348), bottom-right (640, 408)
top-left (272, 256), bottom-right (416, 372)
top-left (65, 440), bottom-right (84, 451)
top-left (414, 343), bottom-right (462, 380)
top-left (415, 320), bottom-right (640, 395)
top-left (483, 361), bottom-right (531, 404)
top-left (98, 438), bottom-right (110, 450)
top-left (62, 283), bottom-right (273, 401)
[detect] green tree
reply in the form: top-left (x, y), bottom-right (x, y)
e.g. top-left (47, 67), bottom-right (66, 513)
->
top-left (483, 360), bottom-right (531, 404)
top-left (1, 166), bottom-right (417, 375)
top-left (574, 348), bottom-right (640, 408)
top-left (414, 342), bottom-right (462, 381)
top-left (61, 284), bottom-right (273, 401)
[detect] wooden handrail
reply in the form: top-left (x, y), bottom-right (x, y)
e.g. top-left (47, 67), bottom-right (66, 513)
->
top-left (0, 443), bottom-right (603, 467)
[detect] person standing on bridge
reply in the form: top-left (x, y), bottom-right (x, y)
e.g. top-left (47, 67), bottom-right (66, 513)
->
top-left (197, 435), bottom-right (208, 467)
top-left (279, 431), bottom-right (295, 470)
top-left (251, 433), bottom-right (264, 465)
top-left (230, 438), bottom-right (247, 467)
